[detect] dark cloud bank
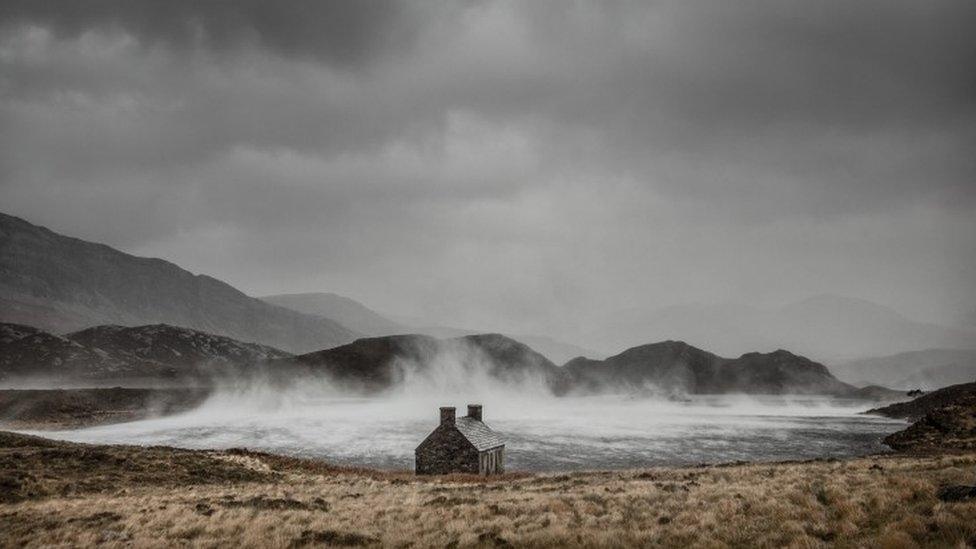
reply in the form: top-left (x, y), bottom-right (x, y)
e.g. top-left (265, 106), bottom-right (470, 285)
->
top-left (1, 0), bottom-right (974, 343)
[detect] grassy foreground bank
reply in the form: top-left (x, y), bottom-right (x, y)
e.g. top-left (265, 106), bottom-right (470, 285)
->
top-left (2, 431), bottom-right (975, 548)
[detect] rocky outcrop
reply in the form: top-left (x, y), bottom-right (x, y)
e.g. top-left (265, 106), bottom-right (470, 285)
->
top-left (883, 401), bottom-right (976, 452)
top-left (868, 382), bottom-right (976, 420)
top-left (881, 385), bottom-right (976, 452)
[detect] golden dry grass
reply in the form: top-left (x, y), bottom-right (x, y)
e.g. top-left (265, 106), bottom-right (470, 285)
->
top-left (2, 434), bottom-right (976, 548)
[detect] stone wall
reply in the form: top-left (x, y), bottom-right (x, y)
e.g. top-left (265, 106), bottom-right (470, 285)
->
top-left (415, 425), bottom-right (480, 475)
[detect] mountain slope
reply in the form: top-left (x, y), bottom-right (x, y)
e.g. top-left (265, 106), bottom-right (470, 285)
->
top-left (0, 322), bottom-right (44, 345)
top-left (0, 325), bottom-right (120, 383)
top-left (0, 322), bottom-right (292, 384)
top-left (0, 212), bottom-right (359, 352)
top-left (584, 295), bottom-right (976, 362)
top-left (68, 324), bottom-right (291, 372)
top-left (260, 292), bottom-right (405, 336)
top-left (564, 340), bottom-right (859, 396)
top-left (833, 349), bottom-right (976, 390)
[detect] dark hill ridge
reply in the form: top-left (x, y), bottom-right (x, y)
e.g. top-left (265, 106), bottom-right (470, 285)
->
top-left (288, 334), bottom-right (440, 390)
top-left (586, 296), bottom-right (976, 363)
top-left (564, 340), bottom-right (871, 397)
top-left (280, 333), bottom-right (570, 394)
top-left (0, 328), bottom-right (120, 382)
top-left (0, 322), bottom-right (292, 384)
top-left (69, 324), bottom-right (291, 372)
top-left (718, 350), bottom-right (851, 395)
top-left (0, 212), bottom-right (359, 353)
top-left (3, 319), bottom-right (898, 400)
top-left (282, 336), bottom-right (876, 398)
top-left (564, 341), bottom-right (721, 394)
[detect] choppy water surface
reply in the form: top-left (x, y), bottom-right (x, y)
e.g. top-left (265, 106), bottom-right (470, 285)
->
top-left (36, 394), bottom-right (906, 471)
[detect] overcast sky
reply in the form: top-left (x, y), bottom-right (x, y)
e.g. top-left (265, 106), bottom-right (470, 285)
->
top-left (1, 0), bottom-right (974, 335)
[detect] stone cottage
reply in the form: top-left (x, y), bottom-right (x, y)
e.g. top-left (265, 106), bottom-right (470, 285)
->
top-left (415, 404), bottom-right (505, 475)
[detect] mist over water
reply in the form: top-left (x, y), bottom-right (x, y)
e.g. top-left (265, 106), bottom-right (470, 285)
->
top-left (32, 369), bottom-right (907, 471)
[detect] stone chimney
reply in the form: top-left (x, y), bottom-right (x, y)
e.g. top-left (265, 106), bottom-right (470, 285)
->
top-left (467, 404), bottom-right (483, 422)
top-left (439, 406), bottom-right (456, 425)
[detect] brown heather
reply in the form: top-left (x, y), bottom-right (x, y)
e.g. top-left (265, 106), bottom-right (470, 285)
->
top-left (1, 432), bottom-right (975, 548)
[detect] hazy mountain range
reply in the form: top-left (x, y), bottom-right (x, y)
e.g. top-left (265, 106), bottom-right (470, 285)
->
top-left (0, 212), bottom-right (357, 353)
top-left (1, 210), bottom-right (972, 385)
top-left (261, 292), bottom-right (603, 364)
top-left (0, 212), bottom-right (598, 363)
top-left (1, 320), bottom-right (899, 400)
top-left (584, 296), bottom-right (975, 363)
top-left (277, 334), bottom-right (881, 397)
top-left (261, 293), bottom-right (403, 337)
top-left (833, 349), bottom-right (976, 391)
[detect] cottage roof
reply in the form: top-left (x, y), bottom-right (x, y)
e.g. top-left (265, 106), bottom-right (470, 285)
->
top-left (455, 416), bottom-right (505, 451)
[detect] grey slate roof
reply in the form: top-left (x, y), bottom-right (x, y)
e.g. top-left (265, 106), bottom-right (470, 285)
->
top-left (455, 416), bottom-right (505, 451)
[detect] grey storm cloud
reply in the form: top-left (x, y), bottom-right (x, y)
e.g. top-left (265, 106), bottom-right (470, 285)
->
top-left (1, 0), bottom-right (974, 335)
top-left (0, 0), bottom-right (426, 67)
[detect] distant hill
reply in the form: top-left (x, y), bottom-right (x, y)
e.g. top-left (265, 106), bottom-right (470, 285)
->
top-left (0, 322), bottom-right (291, 385)
top-left (584, 295), bottom-right (976, 362)
top-left (272, 333), bottom-right (896, 399)
top-left (563, 340), bottom-right (882, 397)
top-left (832, 349), bottom-right (976, 391)
top-left (277, 333), bottom-right (570, 394)
top-left (513, 335), bottom-right (605, 364)
top-left (263, 292), bottom-right (604, 363)
top-left (2, 319), bottom-right (902, 400)
top-left (0, 212), bottom-right (359, 352)
top-left (261, 292), bottom-right (405, 336)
